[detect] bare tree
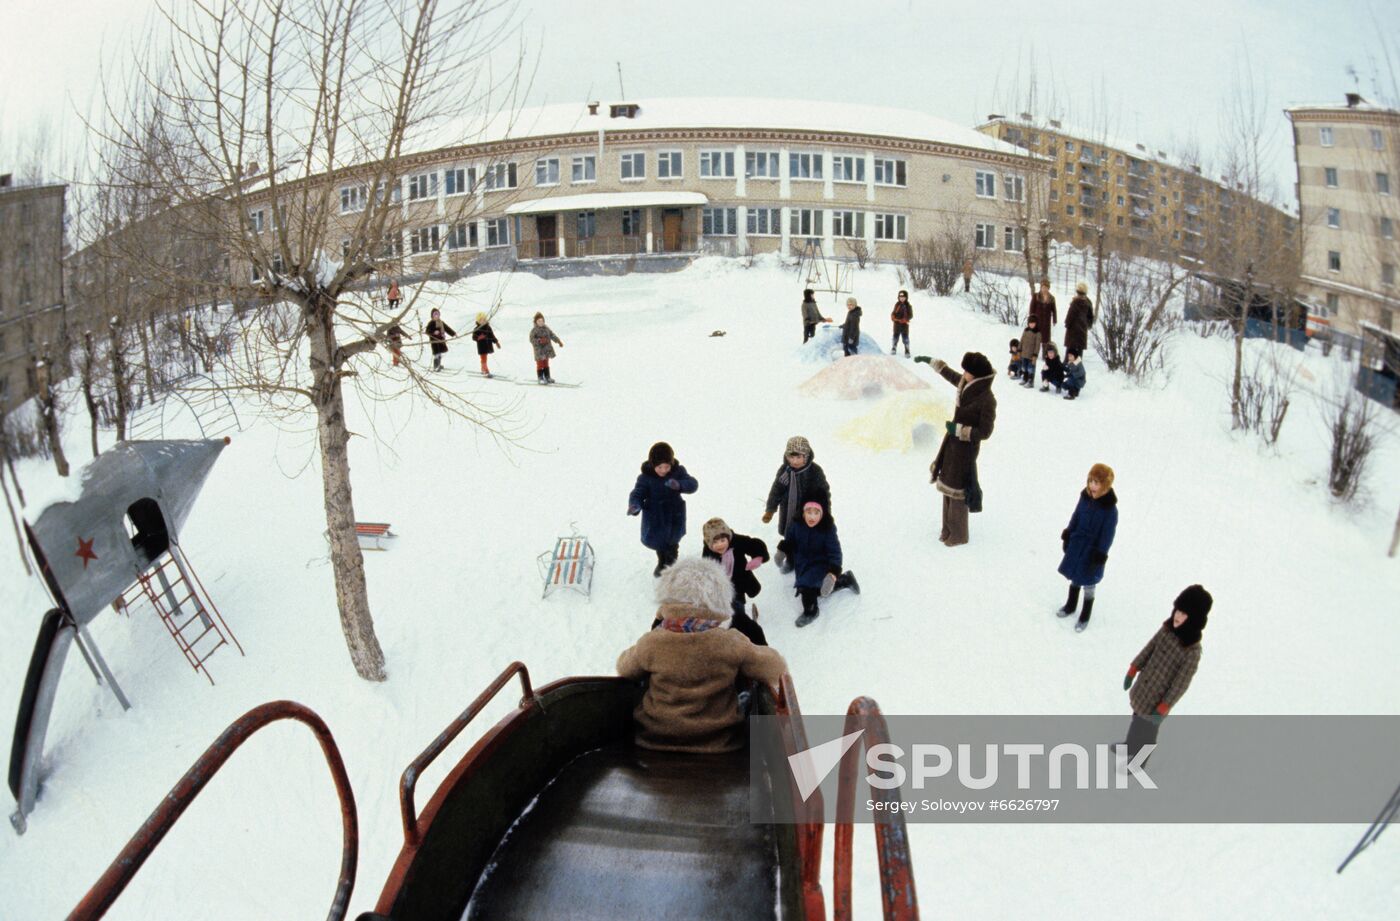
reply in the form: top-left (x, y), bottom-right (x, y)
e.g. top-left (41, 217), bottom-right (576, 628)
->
top-left (94, 0), bottom-right (528, 681)
top-left (1317, 371), bottom-right (1382, 504)
top-left (1092, 253), bottom-right (1188, 382)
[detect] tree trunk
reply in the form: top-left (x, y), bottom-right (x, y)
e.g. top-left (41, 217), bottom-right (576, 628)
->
top-left (82, 332), bottom-right (101, 458)
top-left (110, 321), bottom-right (129, 440)
top-left (138, 320), bottom-right (157, 402)
top-left (307, 298), bottom-right (387, 682)
top-left (1095, 232), bottom-right (1105, 298)
top-left (35, 360), bottom-right (70, 478)
top-left (1231, 287), bottom-right (1250, 429)
top-left (1389, 504), bottom-right (1400, 559)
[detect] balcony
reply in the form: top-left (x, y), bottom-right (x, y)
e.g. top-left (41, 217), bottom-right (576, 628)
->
top-left (1078, 172), bottom-right (1099, 188)
top-left (1131, 205), bottom-right (1155, 219)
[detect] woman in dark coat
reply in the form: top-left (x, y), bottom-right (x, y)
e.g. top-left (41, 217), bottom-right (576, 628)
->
top-left (1064, 282), bottom-right (1095, 354)
top-left (628, 441), bottom-right (699, 576)
top-left (1056, 463), bottom-right (1118, 632)
top-left (425, 308), bottom-right (456, 371)
top-left (778, 500), bottom-right (858, 627)
top-left (919, 352), bottom-right (996, 546)
top-left (1028, 280), bottom-right (1058, 360)
top-left (762, 435), bottom-right (831, 570)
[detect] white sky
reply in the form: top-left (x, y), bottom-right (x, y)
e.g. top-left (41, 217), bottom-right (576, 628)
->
top-left (0, 0), bottom-right (1392, 198)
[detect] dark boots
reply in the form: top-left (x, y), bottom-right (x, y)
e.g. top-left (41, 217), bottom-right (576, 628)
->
top-left (652, 545), bottom-right (679, 577)
top-left (796, 591), bottom-right (820, 627)
top-left (536, 367), bottom-right (546, 384)
top-left (834, 571), bottom-right (861, 594)
top-left (1057, 584), bottom-right (1081, 617)
top-left (1075, 597), bottom-right (1095, 632)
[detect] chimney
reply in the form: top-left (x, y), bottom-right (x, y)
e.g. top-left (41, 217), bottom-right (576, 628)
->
top-left (245, 161), bottom-right (259, 177)
top-left (587, 101), bottom-right (599, 116)
top-left (986, 113), bottom-right (1005, 122)
top-left (0, 173), bottom-right (11, 188)
top-left (1049, 119), bottom-right (1062, 129)
top-left (609, 103), bottom-right (639, 119)
top-left (1345, 92), bottom-right (1363, 108)
top-left (1019, 111), bottom-right (1032, 121)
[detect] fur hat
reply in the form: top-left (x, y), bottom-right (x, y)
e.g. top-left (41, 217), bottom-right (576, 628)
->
top-left (1045, 342), bottom-right (1060, 356)
top-left (803, 288), bottom-right (815, 299)
top-left (702, 517), bottom-right (732, 545)
top-left (655, 557), bottom-right (733, 618)
top-left (1170, 584), bottom-right (1212, 646)
top-left (1066, 347), bottom-right (1082, 360)
top-left (785, 435), bottom-right (813, 459)
top-left (1088, 462), bottom-right (1115, 489)
top-left (1009, 338), bottom-right (1020, 348)
top-left (647, 441), bottom-right (675, 467)
top-left (1026, 314), bottom-right (1039, 327)
top-left (961, 352), bottom-right (994, 378)
top-left (1076, 281), bottom-right (1088, 295)
top-left (846, 297), bottom-right (859, 307)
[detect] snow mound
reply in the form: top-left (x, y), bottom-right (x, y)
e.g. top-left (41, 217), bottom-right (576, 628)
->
top-left (798, 354), bottom-right (932, 400)
top-left (793, 324), bottom-right (884, 364)
top-left (837, 391), bottom-right (951, 454)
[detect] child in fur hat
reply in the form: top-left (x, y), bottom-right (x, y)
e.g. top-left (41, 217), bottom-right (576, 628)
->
top-left (700, 517), bottom-right (770, 645)
top-left (1056, 463), bottom-right (1118, 632)
top-left (840, 297), bottom-right (863, 357)
top-left (1040, 343), bottom-right (1067, 394)
top-left (1017, 314), bottom-right (1042, 387)
top-left (763, 435), bottom-right (831, 572)
top-left (1007, 339), bottom-right (1023, 382)
top-left (777, 499), bottom-right (859, 627)
top-left (617, 557), bottom-right (788, 753)
top-left (471, 311), bottom-right (501, 376)
top-left (528, 311), bottom-right (564, 384)
top-left (627, 442), bottom-right (699, 576)
top-left (1064, 347), bottom-right (1087, 400)
top-left (1121, 584), bottom-right (1212, 760)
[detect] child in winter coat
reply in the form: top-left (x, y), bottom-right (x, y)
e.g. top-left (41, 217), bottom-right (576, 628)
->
top-left (841, 297), bottom-right (863, 357)
top-left (1018, 315), bottom-right (1042, 387)
top-left (1064, 347), bottom-right (1087, 400)
top-left (627, 442), bottom-right (699, 577)
top-left (1056, 463), bottom-right (1118, 632)
top-left (471, 312), bottom-right (501, 377)
top-left (528, 312), bottom-right (564, 384)
top-left (617, 557), bottom-right (788, 754)
top-left (800, 289), bottom-right (831, 344)
top-left (1007, 339), bottom-right (1022, 381)
top-left (1040, 343), bottom-right (1067, 394)
top-left (778, 500), bottom-right (859, 627)
top-left (890, 290), bottom-right (913, 356)
top-left (700, 517), bottom-right (769, 645)
top-left (386, 324), bottom-right (406, 366)
top-left (1121, 584), bottom-right (1212, 760)
top-left (425, 308), bottom-right (455, 371)
top-left (762, 435), bottom-right (831, 571)
top-left (387, 278), bottom-right (401, 310)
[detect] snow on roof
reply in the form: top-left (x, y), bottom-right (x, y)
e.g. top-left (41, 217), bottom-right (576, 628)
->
top-left (505, 190), bottom-right (709, 215)
top-left (417, 98), bottom-right (1028, 158)
top-left (978, 114), bottom-right (1204, 173)
top-left (1285, 98), bottom-right (1400, 116)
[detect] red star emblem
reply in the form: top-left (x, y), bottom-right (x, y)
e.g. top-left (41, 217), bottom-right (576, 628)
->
top-left (75, 536), bottom-right (98, 569)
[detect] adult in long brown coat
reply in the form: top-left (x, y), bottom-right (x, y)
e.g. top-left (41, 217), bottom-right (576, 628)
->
top-left (1027, 280), bottom-right (1058, 360)
top-left (1121, 584), bottom-right (1212, 760)
top-left (920, 351), bottom-right (996, 546)
top-left (1064, 282), bottom-right (1095, 354)
top-left (617, 557), bottom-right (787, 754)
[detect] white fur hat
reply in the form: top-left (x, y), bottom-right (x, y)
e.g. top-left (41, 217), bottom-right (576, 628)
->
top-left (655, 557), bottom-right (733, 618)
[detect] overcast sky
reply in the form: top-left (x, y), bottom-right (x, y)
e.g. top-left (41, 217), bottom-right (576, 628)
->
top-left (1, 0), bottom-right (1392, 198)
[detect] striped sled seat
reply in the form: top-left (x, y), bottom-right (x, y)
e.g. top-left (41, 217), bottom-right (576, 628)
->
top-left (537, 535), bottom-right (595, 599)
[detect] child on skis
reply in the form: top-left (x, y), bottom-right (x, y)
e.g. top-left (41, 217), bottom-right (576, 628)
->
top-left (1064, 347), bottom-right (1087, 400)
top-left (471, 312), bottom-right (501, 377)
top-left (762, 436), bottom-right (831, 572)
top-left (1040, 343), bottom-right (1066, 394)
top-left (386, 324), bottom-right (406, 366)
top-left (627, 442), bottom-right (698, 577)
top-left (1056, 463), bottom-right (1118, 632)
top-left (425, 308), bottom-right (455, 371)
top-left (890, 290), bottom-right (913, 357)
top-left (841, 297), bottom-right (863, 357)
top-left (528, 312), bottom-right (564, 384)
top-left (1007, 339), bottom-right (1022, 382)
top-left (1121, 585), bottom-right (1212, 760)
top-left (1017, 314), bottom-right (1042, 387)
top-left (778, 500), bottom-right (859, 627)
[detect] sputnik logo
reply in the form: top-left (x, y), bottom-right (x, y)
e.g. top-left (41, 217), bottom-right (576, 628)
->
top-left (788, 730), bottom-right (864, 801)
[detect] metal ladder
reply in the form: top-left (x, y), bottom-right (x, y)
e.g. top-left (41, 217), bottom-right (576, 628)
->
top-left (117, 542), bottom-right (243, 684)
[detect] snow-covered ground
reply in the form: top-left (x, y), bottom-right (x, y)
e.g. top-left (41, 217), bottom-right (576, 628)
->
top-left (2, 255), bottom-right (1398, 919)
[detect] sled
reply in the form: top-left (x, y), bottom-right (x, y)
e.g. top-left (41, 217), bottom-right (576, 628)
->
top-left (537, 534), bottom-right (595, 599)
top-left (351, 522), bottom-right (396, 552)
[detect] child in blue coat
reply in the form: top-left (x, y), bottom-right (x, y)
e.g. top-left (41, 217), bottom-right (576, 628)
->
top-left (777, 500), bottom-right (859, 627)
top-left (1056, 463), bottom-right (1118, 632)
top-left (1064, 347), bottom-right (1087, 399)
top-left (628, 442), bottom-right (699, 576)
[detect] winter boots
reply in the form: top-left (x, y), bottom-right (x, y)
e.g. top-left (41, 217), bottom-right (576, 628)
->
top-left (537, 367), bottom-right (555, 385)
top-left (1057, 585), bottom-right (1081, 617)
top-left (834, 571), bottom-right (861, 594)
top-left (796, 593), bottom-right (820, 628)
top-left (1075, 598), bottom-right (1095, 632)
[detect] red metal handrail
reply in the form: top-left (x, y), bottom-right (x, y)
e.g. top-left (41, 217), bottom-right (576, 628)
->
top-left (776, 673), bottom-right (827, 920)
top-left (398, 661), bottom-right (534, 846)
top-left (67, 701), bottom-right (358, 921)
top-left (833, 697), bottom-right (919, 921)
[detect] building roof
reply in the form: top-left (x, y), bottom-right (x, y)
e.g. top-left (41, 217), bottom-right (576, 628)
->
top-left (1285, 98), bottom-right (1400, 116)
top-left (505, 190), bottom-right (709, 215)
top-left (418, 98), bottom-right (1028, 157)
top-left (976, 114), bottom-right (1203, 173)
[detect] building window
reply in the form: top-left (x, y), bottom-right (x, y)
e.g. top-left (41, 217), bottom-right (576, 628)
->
top-left (1384, 263), bottom-right (1396, 287)
top-left (1371, 128), bottom-right (1385, 150)
top-left (1065, 141), bottom-right (1076, 153)
top-left (746, 151), bottom-right (779, 179)
top-left (535, 158), bottom-right (560, 186)
top-left (381, 231), bottom-right (404, 258)
top-left (831, 210), bottom-right (864, 238)
top-left (620, 152), bottom-right (646, 181)
top-left (249, 209), bottom-right (265, 233)
top-left (485, 217), bottom-right (509, 247)
top-left (1066, 162), bottom-right (1076, 175)
top-left (1116, 195), bottom-right (1125, 206)
top-left (791, 208), bottom-right (823, 237)
top-left (874, 158), bottom-right (907, 187)
top-left (657, 151), bottom-right (683, 180)
top-left (703, 206), bottom-right (737, 236)
top-left (1325, 293), bottom-right (1339, 315)
top-left (408, 172), bottom-right (438, 200)
top-left (1382, 216), bottom-right (1395, 239)
top-left (446, 222), bottom-right (477, 250)
top-left (1377, 172), bottom-right (1391, 195)
top-left (789, 152), bottom-right (823, 180)
top-left (1327, 207), bottom-right (1341, 228)
top-left (873, 213), bottom-right (906, 241)
top-left (974, 171), bottom-right (996, 198)
top-left (576, 211), bottom-right (596, 239)
top-left (376, 180), bottom-right (402, 204)
top-left (1324, 167), bottom-right (1339, 188)
top-left (1003, 174), bottom-right (1025, 202)
top-left (1049, 190), bottom-right (1059, 201)
top-left (410, 225), bottom-right (440, 254)
top-left (621, 209), bottom-right (641, 236)
top-left (974, 223), bottom-right (995, 249)
top-left (1319, 126), bottom-right (1334, 147)
top-left (1066, 205), bottom-right (1076, 216)
top-left (700, 150), bottom-right (736, 178)
top-left (1049, 167), bottom-right (1058, 179)
top-left (1116, 216), bottom-right (1124, 226)
top-left (832, 155), bottom-right (865, 183)
top-left (483, 163), bottom-right (517, 191)
top-left (444, 166), bottom-right (475, 196)
top-left (1003, 225), bottom-right (1025, 252)
top-left (1328, 250), bottom-right (1341, 272)
top-left (339, 185), bottom-right (367, 214)
top-left (748, 207), bottom-right (781, 236)
top-left (572, 155), bottom-right (596, 183)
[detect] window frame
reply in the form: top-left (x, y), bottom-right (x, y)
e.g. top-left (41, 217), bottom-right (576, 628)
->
top-left (974, 223), bottom-right (996, 250)
top-left (831, 209), bottom-right (865, 239)
top-left (831, 155), bottom-right (865, 184)
top-left (1327, 207), bottom-right (1341, 229)
top-left (576, 210), bottom-right (597, 239)
top-left (656, 150), bottom-right (684, 181)
top-left (534, 158), bottom-right (561, 187)
top-left (1319, 126), bottom-right (1334, 147)
top-left (789, 152), bottom-right (824, 181)
top-left (790, 207), bottom-right (823, 238)
top-left (974, 171), bottom-right (996, 198)
top-left (699, 150), bottom-right (736, 179)
top-left (702, 206), bottom-right (738, 237)
top-left (872, 212), bottom-right (906, 242)
top-left (747, 206), bottom-right (782, 236)
top-left (873, 158), bottom-right (907, 187)
top-left (409, 224), bottom-right (441, 255)
top-left (745, 150), bottom-right (780, 179)
top-left (572, 155), bottom-right (597, 184)
top-left (485, 217), bottom-right (510, 248)
top-left (339, 184), bottom-right (367, 214)
top-left (619, 151), bottom-right (647, 182)
top-left (446, 221), bottom-right (477, 251)
top-left (1327, 249), bottom-right (1342, 272)
top-left (1324, 167), bottom-right (1339, 189)
top-left (444, 166), bottom-right (476, 197)
top-left (408, 171), bottom-right (439, 201)
top-left (483, 162), bottom-right (518, 192)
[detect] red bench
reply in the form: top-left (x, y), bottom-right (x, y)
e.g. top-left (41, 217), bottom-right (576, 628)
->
top-left (354, 522), bottom-right (396, 551)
